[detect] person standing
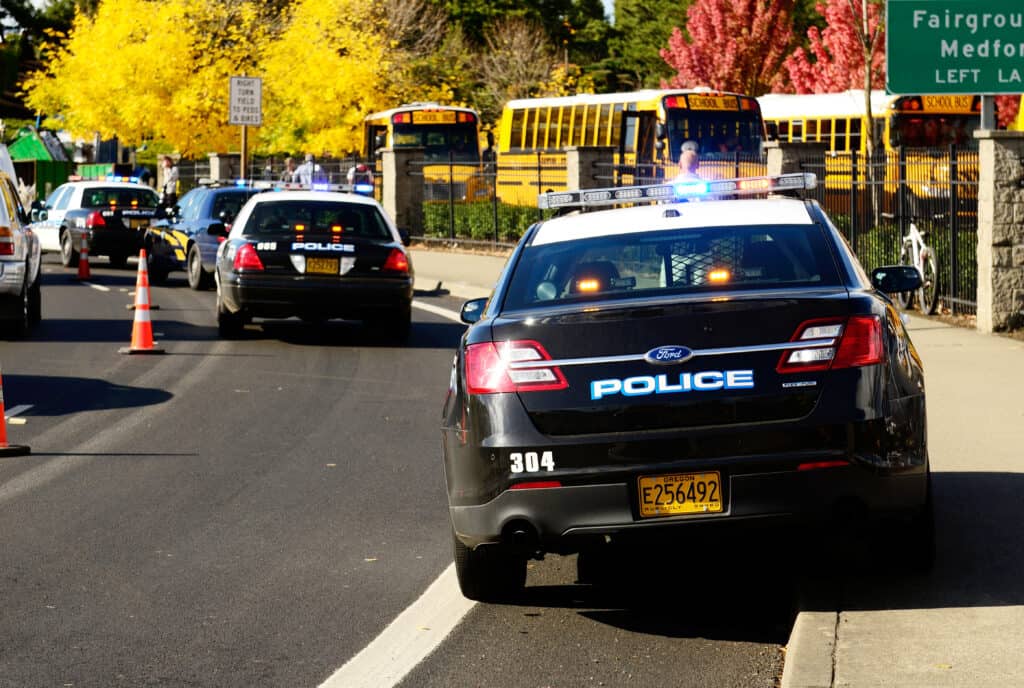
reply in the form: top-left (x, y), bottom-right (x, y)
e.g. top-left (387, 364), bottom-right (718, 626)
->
top-left (279, 157), bottom-right (298, 183)
top-left (160, 155), bottom-right (179, 207)
top-left (295, 154), bottom-right (323, 186)
top-left (675, 140), bottom-right (701, 181)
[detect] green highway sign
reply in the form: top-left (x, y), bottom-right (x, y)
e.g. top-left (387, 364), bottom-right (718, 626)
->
top-left (887, 0), bottom-right (1024, 94)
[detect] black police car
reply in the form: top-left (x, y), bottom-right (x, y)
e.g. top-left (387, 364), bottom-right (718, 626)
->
top-left (146, 184), bottom-right (260, 289)
top-left (214, 187), bottom-right (413, 339)
top-left (443, 174), bottom-right (932, 601)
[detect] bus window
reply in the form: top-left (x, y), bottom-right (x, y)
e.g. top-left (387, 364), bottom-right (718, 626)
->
top-left (539, 107), bottom-right (552, 149)
top-left (849, 119), bottom-right (862, 152)
top-left (571, 106), bottom-right (585, 147)
top-left (597, 104), bottom-right (611, 146)
top-left (610, 104), bottom-right (624, 148)
top-left (834, 119), bottom-right (848, 151)
top-left (510, 109), bottom-right (526, 150)
top-left (556, 107), bottom-right (568, 149)
top-left (528, 108), bottom-right (540, 149)
top-left (622, 111), bottom-right (637, 153)
top-left (805, 119), bottom-right (818, 142)
top-left (818, 119), bottom-right (832, 148)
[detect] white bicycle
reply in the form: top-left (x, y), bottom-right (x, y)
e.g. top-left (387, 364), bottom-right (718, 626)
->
top-left (896, 220), bottom-right (939, 315)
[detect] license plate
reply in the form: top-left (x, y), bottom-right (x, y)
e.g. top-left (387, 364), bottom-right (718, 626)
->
top-left (128, 218), bottom-right (149, 229)
top-left (638, 471), bottom-right (723, 518)
top-left (306, 257), bottom-right (339, 275)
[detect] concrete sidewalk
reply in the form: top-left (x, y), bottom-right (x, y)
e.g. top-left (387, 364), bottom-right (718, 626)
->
top-left (411, 247), bottom-right (1024, 688)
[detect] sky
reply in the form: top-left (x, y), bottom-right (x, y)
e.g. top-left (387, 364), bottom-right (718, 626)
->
top-left (602, 0), bottom-right (614, 23)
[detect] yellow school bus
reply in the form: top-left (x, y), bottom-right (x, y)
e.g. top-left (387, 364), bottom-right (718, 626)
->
top-left (757, 90), bottom-right (981, 213)
top-left (495, 89), bottom-right (767, 205)
top-left (363, 103), bottom-right (489, 200)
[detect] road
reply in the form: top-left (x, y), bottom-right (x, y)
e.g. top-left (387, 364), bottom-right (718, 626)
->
top-left (0, 255), bottom-right (788, 687)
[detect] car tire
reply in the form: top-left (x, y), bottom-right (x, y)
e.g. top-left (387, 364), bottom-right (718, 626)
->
top-left (0, 281), bottom-right (31, 338)
top-left (187, 245), bottom-right (212, 290)
top-left (452, 529), bottom-right (527, 602)
top-left (60, 230), bottom-right (79, 268)
top-left (366, 305), bottom-right (411, 344)
top-left (27, 274), bottom-right (41, 326)
top-left (216, 290), bottom-right (244, 338)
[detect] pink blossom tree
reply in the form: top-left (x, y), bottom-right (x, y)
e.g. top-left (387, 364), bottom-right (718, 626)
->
top-left (659, 0), bottom-right (795, 97)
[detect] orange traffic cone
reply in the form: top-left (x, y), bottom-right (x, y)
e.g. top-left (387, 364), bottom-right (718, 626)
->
top-left (127, 248), bottom-right (159, 310)
top-left (77, 232), bottom-right (91, 280)
top-left (119, 250), bottom-right (165, 355)
top-left (0, 363), bottom-right (31, 457)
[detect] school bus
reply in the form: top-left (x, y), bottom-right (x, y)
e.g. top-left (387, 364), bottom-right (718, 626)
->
top-left (757, 90), bottom-right (981, 214)
top-left (495, 89), bottom-right (767, 205)
top-left (363, 103), bottom-right (489, 200)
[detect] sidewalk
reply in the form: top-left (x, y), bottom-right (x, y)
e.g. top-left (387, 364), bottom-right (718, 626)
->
top-left (412, 248), bottom-right (1024, 687)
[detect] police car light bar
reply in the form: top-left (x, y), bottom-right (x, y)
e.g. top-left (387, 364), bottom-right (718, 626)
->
top-left (537, 173), bottom-right (818, 210)
top-left (249, 181), bottom-right (374, 196)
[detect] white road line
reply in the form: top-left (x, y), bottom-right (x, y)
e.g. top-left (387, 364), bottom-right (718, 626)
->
top-left (319, 564), bottom-right (474, 688)
top-left (411, 300), bottom-right (463, 323)
top-left (81, 282), bottom-right (111, 292)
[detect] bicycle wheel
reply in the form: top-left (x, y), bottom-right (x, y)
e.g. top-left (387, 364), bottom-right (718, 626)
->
top-left (896, 243), bottom-right (915, 310)
top-left (917, 247), bottom-right (940, 316)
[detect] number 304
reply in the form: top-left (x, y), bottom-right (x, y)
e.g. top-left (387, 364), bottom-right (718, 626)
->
top-left (510, 451), bottom-right (555, 474)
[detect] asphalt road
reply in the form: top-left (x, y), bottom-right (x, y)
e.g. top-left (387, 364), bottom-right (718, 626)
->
top-left (0, 254), bottom-right (789, 687)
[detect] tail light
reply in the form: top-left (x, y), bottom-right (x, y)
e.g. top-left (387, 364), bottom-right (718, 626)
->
top-left (0, 226), bottom-right (13, 255)
top-left (510, 481), bottom-right (562, 490)
top-left (233, 242), bottom-right (264, 271)
top-left (85, 211), bottom-right (106, 228)
top-left (465, 340), bottom-right (568, 394)
top-left (777, 316), bottom-right (883, 373)
top-left (382, 248), bottom-right (409, 274)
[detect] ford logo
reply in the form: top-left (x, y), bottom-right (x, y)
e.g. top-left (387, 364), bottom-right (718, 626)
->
top-left (644, 345), bottom-right (694, 366)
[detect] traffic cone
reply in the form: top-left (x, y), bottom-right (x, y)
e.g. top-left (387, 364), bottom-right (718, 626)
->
top-left (127, 247), bottom-right (159, 310)
top-left (119, 250), bottom-right (165, 355)
top-left (77, 232), bottom-right (91, 280)
top-left (0, 363), bottom-right (31, 457)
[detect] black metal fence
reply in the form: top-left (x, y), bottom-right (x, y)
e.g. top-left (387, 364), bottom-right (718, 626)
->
top-left (795, 146), bottom-right (978, 315)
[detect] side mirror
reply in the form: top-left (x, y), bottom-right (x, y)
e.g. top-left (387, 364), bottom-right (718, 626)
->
top-left (207, 222), bottom-right (228, 238)
top-left (871, 265), bottom-right (922, 294)
top-left (655, 122), bottom-right (667, 140)
top-left (460, 297), bottom-right (488, 324)
top-left (30, 209), bottom-right (41, 222)
top-left (398, 228), bottom-right (411, 245)
top-left (31, 199), bottom-right (45, 211)
top-left (375, 133), bottom-right (386, 150)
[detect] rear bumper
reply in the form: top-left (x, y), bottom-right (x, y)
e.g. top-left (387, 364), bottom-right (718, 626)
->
top-left (88, 229), bottom-right (143, 257)
top-left (450, 464), bottom-right (928, 551)
top-left (222, 274), bottom-right (413, 319)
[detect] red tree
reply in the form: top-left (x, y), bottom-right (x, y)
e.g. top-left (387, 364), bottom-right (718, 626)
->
top-left (660, 0), bottom-right (795, 97)
top-left (781, 0), bottom-right (884, 93)
top-left (995, 95), bottom-right (1020, 129)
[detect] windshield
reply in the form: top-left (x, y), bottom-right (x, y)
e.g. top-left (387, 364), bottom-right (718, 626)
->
top-left (211, 190), bottom-right (259, 221)
top-left (242, 200), bottom-right (392, 240)
top-left (665, 110), bottom-right (764, 162)
top-left (891, 114), bottom-right (979, 149)
top-left (83, 187), bottom-right (160, 208)
top-left (392, 123), bottom-right (480, 162)
top-left (503, 224), bottom-right (840, 311)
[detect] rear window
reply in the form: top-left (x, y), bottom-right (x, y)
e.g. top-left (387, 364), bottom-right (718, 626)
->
top-left (83, 187), bottom-right (160, 208)
top-left (242, 200), bottom-right (391, 240)
top-left (503, 224), bottom-right (841, 311)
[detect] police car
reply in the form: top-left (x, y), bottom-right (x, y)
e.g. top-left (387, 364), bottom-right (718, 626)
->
top-left (443, 174), bottom-right (933, 601)
top-left (213, 183), bottom-right (413, 339)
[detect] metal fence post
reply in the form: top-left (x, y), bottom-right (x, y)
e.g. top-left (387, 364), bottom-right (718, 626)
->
top-left (897, 146), bottom-right (907, 242)
top-left (447, 151), bottom-right (456, 240)
top-left (536, 151), bottom-right (543, 223)
top-left (491, 162), bottom-right (499, 244)
top-left (949, 144), bottom-right (960, 316)
top-left (850, 149), bottom-right (859, 254)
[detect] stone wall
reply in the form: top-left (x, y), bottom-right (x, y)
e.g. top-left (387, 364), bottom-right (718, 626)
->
top-left (975, 131), bottom-right (1024, 332)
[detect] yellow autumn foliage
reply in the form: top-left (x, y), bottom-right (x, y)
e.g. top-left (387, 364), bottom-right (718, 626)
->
top-left (23, 0), bottom-right (402, 156)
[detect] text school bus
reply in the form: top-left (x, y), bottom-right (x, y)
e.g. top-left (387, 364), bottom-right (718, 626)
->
top-left (363, 103), bottom-right (489, 201)
top-left (495, 89), bottom-right (767, 205)
top-left (757, 90), bottom-right (982, 214)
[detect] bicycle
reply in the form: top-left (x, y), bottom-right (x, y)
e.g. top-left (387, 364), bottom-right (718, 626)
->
top-left (896, 219), bottom-right (940, 315)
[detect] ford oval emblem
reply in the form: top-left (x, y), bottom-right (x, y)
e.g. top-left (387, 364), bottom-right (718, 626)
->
top-left (644, 345), bottom-right (694, 366)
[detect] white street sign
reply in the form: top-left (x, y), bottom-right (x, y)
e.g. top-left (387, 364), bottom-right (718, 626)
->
top-left (229, 76), bottom-right (262, 126)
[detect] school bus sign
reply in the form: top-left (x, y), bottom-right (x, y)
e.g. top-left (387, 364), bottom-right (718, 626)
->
top-left (887, 0), bottom-right (1024, 94)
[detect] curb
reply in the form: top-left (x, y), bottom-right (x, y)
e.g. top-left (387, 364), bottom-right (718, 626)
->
top-left (780, 610), bottom-right (838, 688)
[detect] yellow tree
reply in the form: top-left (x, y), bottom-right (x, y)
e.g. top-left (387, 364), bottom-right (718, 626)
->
top-left (24, 0), bottom-right (269, 156)
top-left (256, 0), bottom-right (397, 155)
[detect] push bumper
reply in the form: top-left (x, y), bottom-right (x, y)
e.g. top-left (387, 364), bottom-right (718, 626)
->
top-left (222, 275), bottom-right (413, 319)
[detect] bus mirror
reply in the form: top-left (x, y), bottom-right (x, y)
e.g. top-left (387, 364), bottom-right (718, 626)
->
top-left (766, 122), bottom-right (779, 141)
top-left (375, 133), bottom-right (386, 150)
top-left (486, 131), bottom-right (494, 148)
top-left (655, 140), bottom-right (665, 154)
top-left (656, 122), bottom-right (667, 140)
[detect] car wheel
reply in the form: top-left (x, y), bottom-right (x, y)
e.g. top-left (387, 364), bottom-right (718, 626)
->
top-left (187, 245), bottom-right (212, 290)
top-left (216, 290), bottom-right (244, 338)
top-left (452, 529), bottom-right (527, 602)
top-left (917, 248), bottom-right (940, 316)
top-left (60, 230), bottom-right (79, 268)
top-left (0, 282), bottom-right (30, 338)
top-left (148, 263), bottom-right (170, 286)
top-left (27, 275), bottom-right (41, 326)
top-left (366, 306), bottom-right (411, 344)
top-left (108, 253), bottom-right (128, 269)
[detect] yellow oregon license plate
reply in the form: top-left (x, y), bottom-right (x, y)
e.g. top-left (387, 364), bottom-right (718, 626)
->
top-left (306, 257), bottom-right (339, 275)
top-left (638, 472), bottom-right (723, 518)
top-left (129, 218), bottom-right (149, 229)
